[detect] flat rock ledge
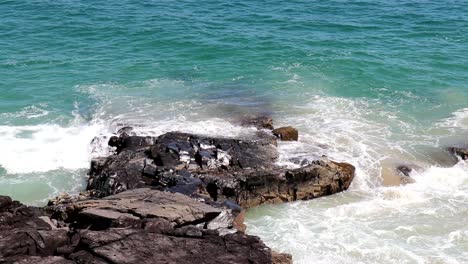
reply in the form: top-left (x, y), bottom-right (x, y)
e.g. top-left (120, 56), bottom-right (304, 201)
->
top-left (0, 125), bottom-right (355, 264)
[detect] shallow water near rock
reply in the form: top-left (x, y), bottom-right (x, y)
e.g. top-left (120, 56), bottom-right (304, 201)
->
top-left (1, 0), bottom-right (468, 263)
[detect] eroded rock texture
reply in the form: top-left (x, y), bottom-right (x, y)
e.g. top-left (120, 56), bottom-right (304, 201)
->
top-left (1, 194), bottom-right (290, 264)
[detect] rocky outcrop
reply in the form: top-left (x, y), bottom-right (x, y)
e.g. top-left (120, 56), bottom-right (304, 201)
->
top-left (198, 159), bottom-right (355, 208)
top-left (69, 229), bottom-right (281, 264)
top-left (87, 132), bottom-right (280, 198)
top-left (53, 188), bottom-right (222, 229)
top-left (87, 131), bottom-right (354, 208)
top-left (272, 127), bottom-right (299, 141)
top-left (0, 194), bottom-right (290, 264)
top-left (1, 125), bottom-right (356, 264)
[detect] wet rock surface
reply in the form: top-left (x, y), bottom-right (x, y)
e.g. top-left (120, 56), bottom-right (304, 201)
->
top-left (272, 127), bottom-right (299, 141)
top-left (1, 126), bottom-right (357, 264)
top-left (1, 193), bottom-right (289, 264)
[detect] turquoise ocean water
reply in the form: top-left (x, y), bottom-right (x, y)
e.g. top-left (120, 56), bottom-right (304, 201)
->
top-left (1, 1), bottom-right (468, 263)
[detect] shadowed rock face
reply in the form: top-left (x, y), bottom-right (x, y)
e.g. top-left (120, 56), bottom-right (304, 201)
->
top-left (0, 196), bottom-right (71, 264)
top-left (1, 128), bottom-right (355, 264)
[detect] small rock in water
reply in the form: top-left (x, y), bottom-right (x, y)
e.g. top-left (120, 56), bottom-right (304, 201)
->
top-left (272, 126), bottom-right (299, 141)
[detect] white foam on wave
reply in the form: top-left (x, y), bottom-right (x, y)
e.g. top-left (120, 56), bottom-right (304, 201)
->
top-left (132, 119), bottom-right (258, 139)
top-left (246, 94), bottom-right (468, 263)
top-left (246, 160), bottom-right (468, 263)
top-left (437, 108), bottom-right (468, 130)
top-left (0, 79), bottom-right (261, 175)
top-left (273, 95), bottom-right (427, 191)
top-left (0, 122), bottom-right (110, 174)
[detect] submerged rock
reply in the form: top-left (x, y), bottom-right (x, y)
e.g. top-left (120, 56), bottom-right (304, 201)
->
top-left (272, 126), bottom-right (299, 141)
top-left (381, 161), bottom-right (417, 186)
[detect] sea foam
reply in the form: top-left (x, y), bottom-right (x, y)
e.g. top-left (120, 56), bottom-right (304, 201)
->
top-left (0, 123), bottom-right (109, 174)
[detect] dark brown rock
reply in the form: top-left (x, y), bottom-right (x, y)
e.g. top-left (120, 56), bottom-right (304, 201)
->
top-left (0, 196), bottom-right (12, 209)
top-left (13, 256), bottom-right (75, 264)
top-left (0, 197), bottom-right (73, 264)
top-left (1, 197), bottom-right (288, 264)
top-left (220, 160), bottom-right (355, 208)
top-left (272, 252), bottom-right (293, 264)
top-left (72, 229), bottom-right (281, 264)
top-left (0, 229), bottom-right (70, 260)
top-left (56, 188), bottom-right (221, 230)
top-left (272, 127), bottom-right (298, 141)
